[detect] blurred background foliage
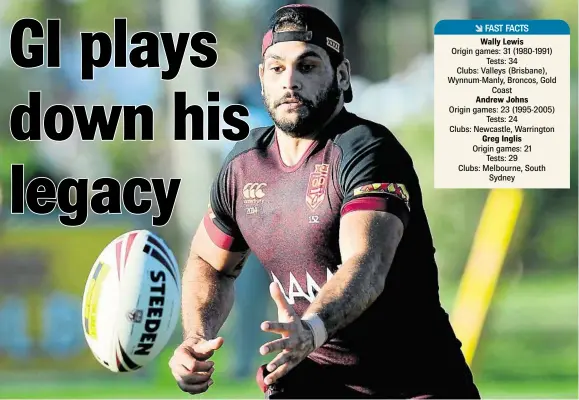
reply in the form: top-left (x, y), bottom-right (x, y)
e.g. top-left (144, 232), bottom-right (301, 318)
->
top-left (0, 0), bottom-right (576, 398)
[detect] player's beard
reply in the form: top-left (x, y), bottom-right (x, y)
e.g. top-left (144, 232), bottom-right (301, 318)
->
top-left (263, 76), bottom-right (341, 138)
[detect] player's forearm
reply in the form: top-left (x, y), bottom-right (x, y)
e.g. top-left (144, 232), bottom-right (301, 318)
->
top-left (181, 254), bottom-right (235, 340)
top-left (305, 252), bottom-right (389, 339)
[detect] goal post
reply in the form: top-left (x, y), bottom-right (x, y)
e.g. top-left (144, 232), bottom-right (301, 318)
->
top-left (450, 188), bottom-right (524, 366)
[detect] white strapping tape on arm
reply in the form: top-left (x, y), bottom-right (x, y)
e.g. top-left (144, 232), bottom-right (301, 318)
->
top-left (302, 313), bottom-right (327, 349)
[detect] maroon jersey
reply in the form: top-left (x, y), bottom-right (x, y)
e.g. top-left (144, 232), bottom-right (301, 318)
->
top-left (204, 108), bottom-right (473, 396)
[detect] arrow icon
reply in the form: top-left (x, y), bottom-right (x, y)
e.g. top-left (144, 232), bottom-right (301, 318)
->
top-left (475, 24), bottom-right (483, 32)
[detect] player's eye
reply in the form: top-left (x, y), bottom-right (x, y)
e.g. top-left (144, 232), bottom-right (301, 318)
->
top-left (270, 65), bottom-right (283, 73)
top-left (300, 64), bottom-right (315, 73)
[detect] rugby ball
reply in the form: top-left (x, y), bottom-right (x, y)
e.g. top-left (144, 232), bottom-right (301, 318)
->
top-left (82, 229), bottom-right (181, 372)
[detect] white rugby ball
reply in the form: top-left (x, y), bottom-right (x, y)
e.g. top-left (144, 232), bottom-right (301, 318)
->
top-left (82, 229), bottom-right (181, 372)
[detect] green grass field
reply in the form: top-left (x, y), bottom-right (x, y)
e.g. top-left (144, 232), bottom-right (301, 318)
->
top-left (2, 272), bottom-right (577, 399)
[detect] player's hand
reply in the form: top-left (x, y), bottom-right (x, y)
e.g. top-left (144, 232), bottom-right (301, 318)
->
top-left (259, 282), bottom-right (315, 386)
top-left (169, 336), bottom-right (223, 395)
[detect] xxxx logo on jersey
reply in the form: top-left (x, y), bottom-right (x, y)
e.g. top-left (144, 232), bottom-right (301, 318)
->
top-left (353, 182), bottom-right (410, 209)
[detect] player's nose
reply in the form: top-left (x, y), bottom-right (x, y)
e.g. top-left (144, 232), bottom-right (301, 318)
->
top-left (281, 68), bottom-right (302, 91)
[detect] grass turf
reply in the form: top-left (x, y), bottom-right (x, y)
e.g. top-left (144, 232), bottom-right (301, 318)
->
top-left (2, 272), bottom-right (577, 399)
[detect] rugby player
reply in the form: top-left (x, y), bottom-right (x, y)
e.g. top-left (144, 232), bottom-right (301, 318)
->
top-left (169, 4), bottom-right (480, 398)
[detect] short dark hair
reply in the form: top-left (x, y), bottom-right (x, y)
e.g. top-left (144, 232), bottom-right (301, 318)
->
top-left (264, 7), bottom-right (343, 70)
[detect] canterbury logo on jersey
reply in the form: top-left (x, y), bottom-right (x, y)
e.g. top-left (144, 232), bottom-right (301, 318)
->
top-left (243, 183), bottom-right (266, 199)
top-left (271, 268), bottom-right (337, 305)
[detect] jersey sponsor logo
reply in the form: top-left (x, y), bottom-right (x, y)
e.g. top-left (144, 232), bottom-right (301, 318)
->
top-left (353, 182), bottom-right (410, 208)
top-left (306, 164), bottom-right (329, 211)
top-left (271, 268), bottom-right (336, 305)
top-left (243, 183), bottom-right (266, 203)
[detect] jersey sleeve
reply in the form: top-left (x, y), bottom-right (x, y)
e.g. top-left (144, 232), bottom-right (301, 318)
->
top-left (203, 162), bottom-right (249, 253)
top-left (338, 131), bottom-right (412, 229)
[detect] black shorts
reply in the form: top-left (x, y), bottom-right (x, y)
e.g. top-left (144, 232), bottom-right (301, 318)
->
top-left (256, 357), bottom-right (481, 399)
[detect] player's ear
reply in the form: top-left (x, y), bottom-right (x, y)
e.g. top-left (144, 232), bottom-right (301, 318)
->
top-left (336, 59), bottom-right (351, 93)
top-left (258, 63), bottom-right (265, 94)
